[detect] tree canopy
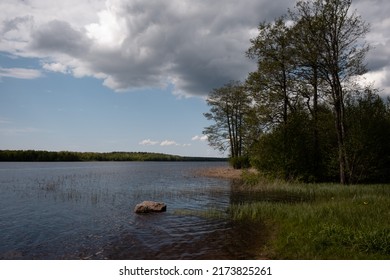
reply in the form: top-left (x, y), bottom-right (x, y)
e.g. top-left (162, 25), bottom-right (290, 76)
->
top-left (203, 81), bottom-right (255, 168)
top-left (203, 0), bottom-right (390, 183)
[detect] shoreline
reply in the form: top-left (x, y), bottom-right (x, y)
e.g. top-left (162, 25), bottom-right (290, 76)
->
top-left (194, 166), bottom-right (256, 180)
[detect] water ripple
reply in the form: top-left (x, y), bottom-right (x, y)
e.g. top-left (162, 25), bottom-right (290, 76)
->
top-left (0, 162), bottom-right (264, 259)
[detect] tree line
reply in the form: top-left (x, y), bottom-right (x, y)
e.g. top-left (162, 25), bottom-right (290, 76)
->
top-left (203, 0), bottom-right (390, 184)
top-left (0, 150), bottom-right (226, 162)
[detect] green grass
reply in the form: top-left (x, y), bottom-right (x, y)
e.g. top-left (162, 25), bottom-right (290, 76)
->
top-left (228, 178), bottom-right (390, 259)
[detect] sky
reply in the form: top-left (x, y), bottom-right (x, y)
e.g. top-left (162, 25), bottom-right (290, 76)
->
top-left (1, 0), bottom-right (390, 157)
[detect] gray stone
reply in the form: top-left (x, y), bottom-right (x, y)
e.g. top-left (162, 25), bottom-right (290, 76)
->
top-left (134, 201), bottom-right (167, 213)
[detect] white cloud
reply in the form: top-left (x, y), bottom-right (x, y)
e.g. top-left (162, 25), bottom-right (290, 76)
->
top-left (42, 62), bottom-right (70, 74)
top-left (192, 135), bottom-right (208, 141)
top-left (139, 139), bottom-right (159, 146)
top-left (85, 5), bottom-right (127, 48)
top-left (0, 67), bottom-right (42, 79)
top-left (160, 140), bottom-right (179, 146)
top-left (0, 0), bottom-right (272, 96)
top-left (160, 140), bottom-right (191, 147)
top-left (1, 0), bottom-right (389, 95)
top-left (139, 138), bottom-right (191, 147)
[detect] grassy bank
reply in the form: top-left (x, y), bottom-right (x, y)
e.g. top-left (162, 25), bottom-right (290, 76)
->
top-left (227, 172), bottom-right (390, 259)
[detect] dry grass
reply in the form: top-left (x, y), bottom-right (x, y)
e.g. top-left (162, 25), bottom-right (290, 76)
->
top-left (195, 166), bottom-right (257, 180)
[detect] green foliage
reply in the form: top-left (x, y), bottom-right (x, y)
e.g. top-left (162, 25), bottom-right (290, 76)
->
top-left (229, 156), bottom-right (251, 169)
top-left (345, 92), bottom-right (390, 183)
top-left (243, 0), bottom-right (389, 183)
top-left (202, 0), bottom-right (390, 183)
top-left (250, 107), bottom-right (338, 182)
top-left (249, 92), bottom-right (390, 183)
top-left (203, 81), bottom-right (255, 163)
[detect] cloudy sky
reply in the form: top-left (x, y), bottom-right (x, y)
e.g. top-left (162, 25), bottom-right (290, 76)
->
top-left (1, 0), bottom-right (389, 157)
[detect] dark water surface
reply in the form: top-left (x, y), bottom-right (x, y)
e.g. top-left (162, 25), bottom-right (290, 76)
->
top-left (0, 162), bottom-right (264, 259)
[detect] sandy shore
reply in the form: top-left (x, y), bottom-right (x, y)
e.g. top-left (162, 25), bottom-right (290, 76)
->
top-left (195, 166), bottom-right (256, 180)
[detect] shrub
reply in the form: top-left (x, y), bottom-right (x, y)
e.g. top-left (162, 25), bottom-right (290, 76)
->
top-left (229, 156), bottom-right (251, 169)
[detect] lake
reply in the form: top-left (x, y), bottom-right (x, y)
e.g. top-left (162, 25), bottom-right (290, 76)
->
top-left (0, 161), bottom-right (264, 259)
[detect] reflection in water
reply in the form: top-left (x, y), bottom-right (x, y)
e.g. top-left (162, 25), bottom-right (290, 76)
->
top-left (0, 162), bottom-right (267, 259)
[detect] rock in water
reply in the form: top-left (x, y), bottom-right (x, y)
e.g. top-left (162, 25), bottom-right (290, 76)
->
top-left (134, 201), bottom-right (167, 213)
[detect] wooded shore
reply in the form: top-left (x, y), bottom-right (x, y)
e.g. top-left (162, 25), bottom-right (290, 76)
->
top-left (0, 150), bottom-right (226, 162)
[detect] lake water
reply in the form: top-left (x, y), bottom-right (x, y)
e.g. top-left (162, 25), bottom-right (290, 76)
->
top-left (0, 161), bottom-right (264, 259)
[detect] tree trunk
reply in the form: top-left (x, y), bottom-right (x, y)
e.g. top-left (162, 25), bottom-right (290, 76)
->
top-left (332, 78), bottom-right (348, 185)
top-left (312, 66), bottom-right (320, 179)
top-left (282, 67), bottom-right (289, 180)
top-left (225, 103), bottom-right (235, 158)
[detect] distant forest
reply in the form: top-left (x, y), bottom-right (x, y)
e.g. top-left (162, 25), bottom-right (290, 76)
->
top-left (0, 150), bottom-right (226, 162)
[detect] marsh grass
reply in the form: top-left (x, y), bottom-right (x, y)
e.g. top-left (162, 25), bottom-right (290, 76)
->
top-left (34, 174), bottom-right (113, 205)
top-left (228, 177), bottom-right (390, 259)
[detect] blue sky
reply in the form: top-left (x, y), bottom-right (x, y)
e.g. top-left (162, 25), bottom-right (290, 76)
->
top-left (1, 0), bottom-right (390, 157)
top-left (0, 53), bottom-right (217, 156)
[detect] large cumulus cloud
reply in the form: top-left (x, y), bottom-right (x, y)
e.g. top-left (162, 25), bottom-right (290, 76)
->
top-left (352, 0), bottom-right (390, 92)
top-left (1, 0), bottom-right (390, 96)
top-left (1, 0), bottom-right (290, 96)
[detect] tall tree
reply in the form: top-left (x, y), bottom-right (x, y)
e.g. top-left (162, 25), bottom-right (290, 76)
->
top-left (246, 17), bottom-right (299, 177)
top-left (289, 6), bottom-right (328, 179)
top-left (203, 81), bottom-right (251, 168)
top-left (291, 0), bottom-right (370, 184)
top-left (246, 17), bottom-right (297, 127)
